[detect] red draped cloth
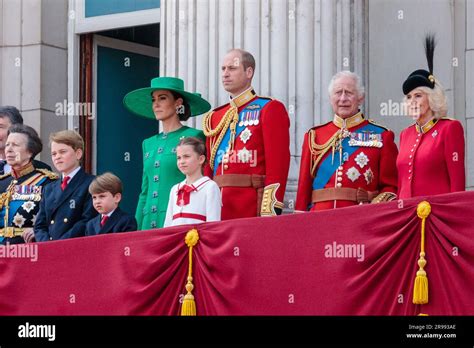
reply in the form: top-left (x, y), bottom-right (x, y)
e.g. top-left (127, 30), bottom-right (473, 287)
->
top-left (1, 191), bottom-right (473, 315)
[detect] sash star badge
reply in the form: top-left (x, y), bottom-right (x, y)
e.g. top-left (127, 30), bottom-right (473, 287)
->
top-left (21, 201), bottom-right (36, 213)
top-left (355, 152), bottom-right (369, 169)
top-left (240, 128), bottom-right (252, 144)
top-left (237, 147), bottom-right (252, 163)
top-left (13, 213), bottom-right (26, 228)
top-left (364, 168), bottom-right (374, 184)
top-left (346, 167), bottom-right (361, 182)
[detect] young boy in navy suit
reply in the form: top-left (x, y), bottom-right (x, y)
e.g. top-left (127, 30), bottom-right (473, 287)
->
top-left (85, 172), bottom-right (137, 236)
top-left (34, 130), bottom-right (97, 241)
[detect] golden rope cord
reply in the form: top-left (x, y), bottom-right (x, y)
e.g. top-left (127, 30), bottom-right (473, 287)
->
top-left (308, 129), bottom-right (341, 177)
top-left (203, 106), bottom-right (238, 170)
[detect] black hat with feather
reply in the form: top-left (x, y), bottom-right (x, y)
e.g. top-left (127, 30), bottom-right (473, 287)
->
top-left (402, 34), bottom-right (437, 95)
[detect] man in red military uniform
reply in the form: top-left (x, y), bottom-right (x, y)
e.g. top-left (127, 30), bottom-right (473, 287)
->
top-left (203, 49), bottom-right (290, 220)
top-left (295, 71), bottom-right (398, 211)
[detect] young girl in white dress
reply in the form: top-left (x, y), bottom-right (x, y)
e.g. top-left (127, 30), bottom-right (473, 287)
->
top-left (163, 137), bottom-right (221, 227)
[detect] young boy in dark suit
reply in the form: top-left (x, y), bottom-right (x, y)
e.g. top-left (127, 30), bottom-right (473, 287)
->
top-left (34, 130), bottom-right (97, 241)
top-left (85, 172), bottom-right (137, 236)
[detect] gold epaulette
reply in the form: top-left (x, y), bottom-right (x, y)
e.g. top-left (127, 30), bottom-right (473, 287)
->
top-left (36, 168), bottom-right (59, 180)
top-left (368, 119), bottom-right (391, 132)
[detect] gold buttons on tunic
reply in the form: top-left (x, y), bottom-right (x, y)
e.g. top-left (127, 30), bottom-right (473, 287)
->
top-left (50, 220), bottom-right (55, 225)
top-left (224, 165), bottom-right (229, 170)
top-left (64, 218), bottom-right (68, 223)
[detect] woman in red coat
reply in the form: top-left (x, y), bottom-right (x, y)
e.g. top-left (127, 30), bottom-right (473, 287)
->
top-left (397, 35), bottom-right (465, 199)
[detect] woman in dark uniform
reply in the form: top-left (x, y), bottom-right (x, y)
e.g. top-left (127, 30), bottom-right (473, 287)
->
top-left (0, 124), bottom-right (57, 244)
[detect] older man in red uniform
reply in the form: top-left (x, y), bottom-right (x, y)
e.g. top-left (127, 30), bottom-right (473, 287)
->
top-left (203, 49), bottom-right (290, 220)
top-left (295, 71), bottom-right (398, 211)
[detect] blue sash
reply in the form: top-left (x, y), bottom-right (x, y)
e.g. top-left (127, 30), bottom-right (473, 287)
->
top-left (213, 98), bottom-right (271, 175)
top-left (312, 123), bottom-right (384, 189)
top-left (0, 201), bottom-right (22, 228)
top-left (0, 176), bottom-right (47, 230)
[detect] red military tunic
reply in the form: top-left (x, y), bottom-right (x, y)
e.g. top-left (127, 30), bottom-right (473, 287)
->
top-left (203, 87), bottom-right (290, 220)
top-left (397, 118), bottom-right (465, 199)
top-left (295, 112), bottom-right (399, 211)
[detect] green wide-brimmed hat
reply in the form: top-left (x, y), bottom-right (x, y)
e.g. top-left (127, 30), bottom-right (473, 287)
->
top-left (123, 77), bottom-right (211, 119)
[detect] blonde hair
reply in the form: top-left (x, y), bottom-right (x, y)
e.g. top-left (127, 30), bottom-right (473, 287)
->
top-left (404, 79), bottom-right (448, 119)
top-left (50, 130), bottom-right (84, 151)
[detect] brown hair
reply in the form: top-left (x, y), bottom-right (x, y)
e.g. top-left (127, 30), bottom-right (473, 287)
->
top-left (170, 91), bottom-right (191, 122)
top-left (49, 130), bottom-right (84, 151)
top-left (177, 136), bottom-right (206, 164)
top-left (228, 49), bottom-right (256, 75)
top-left (8, 124), bottom-right (43, 159)
top-left (89, 172), bottom-right (123, 195)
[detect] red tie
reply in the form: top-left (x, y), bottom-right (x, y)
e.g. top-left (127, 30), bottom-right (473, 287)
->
top-left (61, 176), bottom-right (70, 191)
top-left (176, 184), bottom-right (195, 206)
top-left (100, 215), bottom-right (109, 227)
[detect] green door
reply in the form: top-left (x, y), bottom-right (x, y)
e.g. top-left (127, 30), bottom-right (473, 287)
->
top-left (96, 44), bottom-right (159, 216)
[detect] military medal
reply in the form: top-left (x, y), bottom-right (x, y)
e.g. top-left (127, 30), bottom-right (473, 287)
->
top-left (13, 213), bottom-right (26, 228)
top-left (240, 128), bottom-right (252, 144)
top-left (349, 132), bottom-right (383, 148)
top-left (242, 112), bottom-right (249, 127)
top-left (239, 114), bottom-right (245, 127)
top-left (237, 147), bottom-right (251, 163)
top-left (346, 167), bottom-right (361, 182)
top-left (254, 110), bottom-right (260, 125)
top-left (355, 152), bottom-right (369, 168)
top-left (248, 111), bottom-right (255, 126)
top-left (364, 168), bottom-right (374, 184)
top-left (432, 130), bottom-right (438, 138)
top-left (21, 201), bottom-right (36, 213)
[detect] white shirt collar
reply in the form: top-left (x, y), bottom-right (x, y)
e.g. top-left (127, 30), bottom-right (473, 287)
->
top-left (4, 163), bottom-right (11, 174)
top-left (181, 176), bottom-right (211, 191)
top-left (103, 208), bottom-right (116, 218)
top-left (63, 166), bottom-right (81, 181)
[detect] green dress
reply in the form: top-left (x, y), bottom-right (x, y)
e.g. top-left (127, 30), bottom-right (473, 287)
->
top-left (136, 126), bottom-right (205, 230)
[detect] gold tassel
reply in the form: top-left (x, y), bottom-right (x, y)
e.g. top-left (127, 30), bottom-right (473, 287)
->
top-left (181, 229), bottom-right (200, 316)
top-left (413, 201), bottom-right (431, 305)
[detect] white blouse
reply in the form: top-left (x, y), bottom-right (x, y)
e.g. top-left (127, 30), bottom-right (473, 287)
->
top-left (163, 176), bottom-right (222, 227)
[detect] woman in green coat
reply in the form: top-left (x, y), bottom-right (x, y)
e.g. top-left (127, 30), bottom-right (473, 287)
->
top-left (123, 77), bottom-right (211, 229)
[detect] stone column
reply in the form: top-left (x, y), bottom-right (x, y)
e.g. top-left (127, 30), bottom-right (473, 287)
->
top-left (160, 0), bottom-right (367, 209)
top-left (0, 0), bottom-right (68, 165)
